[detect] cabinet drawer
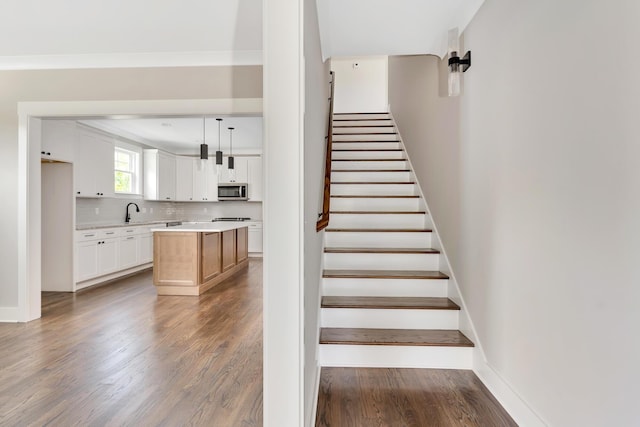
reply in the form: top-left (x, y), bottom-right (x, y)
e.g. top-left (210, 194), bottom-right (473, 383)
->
top-left (121, 227), bottom-right (141, 236)
top-left (76, 230), bottom-right (100, 242)
top-left (99, 229), bottom-right (121, 239)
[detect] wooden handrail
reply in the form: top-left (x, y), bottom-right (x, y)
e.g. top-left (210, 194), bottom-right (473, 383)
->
top-left (316, 71), bottom-right (335, 232)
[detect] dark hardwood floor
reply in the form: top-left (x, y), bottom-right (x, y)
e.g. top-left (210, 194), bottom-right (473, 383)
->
top-left (0, 259), bottom-right (263, 427)
top-left (316, 367), bottom-right (517, 427)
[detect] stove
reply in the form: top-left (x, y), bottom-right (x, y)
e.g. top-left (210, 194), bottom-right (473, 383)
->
top-left (212, 217), bottom-right (251, 222)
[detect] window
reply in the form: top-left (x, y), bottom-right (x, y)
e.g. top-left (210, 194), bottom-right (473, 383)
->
top-left (114, 146), bottom-right (140, 194)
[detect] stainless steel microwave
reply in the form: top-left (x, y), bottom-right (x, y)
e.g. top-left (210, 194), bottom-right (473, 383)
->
top-left (218, 183), bottom-right (249, 201)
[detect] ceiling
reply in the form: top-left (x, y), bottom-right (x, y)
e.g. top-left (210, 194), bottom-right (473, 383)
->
top-left (79, 116), bottom-right (263, 155)
top-left (1, 0), bottom-right (484, 69)
top-left (316, 0), bottom-right (485, 59)
top-left (0, 0), bottom-right (262, 69)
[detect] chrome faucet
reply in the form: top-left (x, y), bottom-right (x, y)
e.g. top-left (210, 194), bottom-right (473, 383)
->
top-left (125, 202), bottom-right (140, 223)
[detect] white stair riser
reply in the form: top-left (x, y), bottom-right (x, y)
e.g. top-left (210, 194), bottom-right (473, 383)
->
top-left (333, 134), bottom-right (398, 141)
top-left (332, 151), bottom-right (405, 160)
top-left (329, 213), bottom-right (426, 229)
top-left (321, 308), bottom-right (459, 329)
top-left (332, 142), bottom-right (400, 150)
top-left (322, 278), bottom-right (448, 298)
top-left (333, 120), bottom-right (393, 127)
top-left (333, 127), bottom-right (396, 134)
top-left (325, 231), bottom-right (432, 248)
top-left (332, 171), bottom-right (412, 183)
top-left (319, 345), bottom-right (473, 369)
top-left (331, 183), bottom-right (416, 196)
top-left (331, 197), bottom-right (420, 211)
top-left (334, 114), bottom-right (390, 120)
top-left (324, 252), bottom-right (439, 270)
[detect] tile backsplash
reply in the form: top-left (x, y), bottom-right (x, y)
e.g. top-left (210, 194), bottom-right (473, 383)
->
top-left (76, 198), bottom-right (262, 226)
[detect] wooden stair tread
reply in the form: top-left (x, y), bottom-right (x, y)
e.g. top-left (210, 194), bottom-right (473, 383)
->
top-left (325, 228), bottom-right (432, 232)
top-left (323, 269), bottom-right (448, 279)
top-left (333, 125), bottom-right (395, 128)
top-left (331, 195), bottom-right (419, 198)
top-left (321, 296), bottom-right (458, 310)
top-left (331, 182), bottom-right (414, 186)
top-left (332, 148), bottom-right (403, 152)
top-left (334, 112), bottom-right (390, 115)
top-left (332, 169), bottom-right (410, 172)
top-left (324, 247), bottom-right (439, 254)
top-left (333, 118), bottom-right (392, 121)
top-left (332, 140), bottom-right (400, 143)
top-left (332, 159), bottom-right (405, 162)
top-left (320, 328), bottom-right (474, 347)
top-left (334, 132), bottom-right (398, 135)
top-left (329, 211), bottom-right (426, 214)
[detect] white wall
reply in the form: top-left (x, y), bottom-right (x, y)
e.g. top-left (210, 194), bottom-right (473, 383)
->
top-left (303, 0), bottom-right (330, 425)
top-left (388, 0), bottom-right (640, 425)
top-left (330, 56), bottom-right (388, 113)
top-left (263, 0), bottom-right (304, 426)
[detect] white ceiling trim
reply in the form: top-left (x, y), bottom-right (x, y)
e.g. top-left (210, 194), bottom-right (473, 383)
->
top-left (0, 50), bottom-right (263, 71)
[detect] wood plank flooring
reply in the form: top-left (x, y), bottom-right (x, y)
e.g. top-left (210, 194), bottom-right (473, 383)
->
top-left (0, 259), bottom-right (263, 427)
top-left (316, 367), bottom-right (517, 427)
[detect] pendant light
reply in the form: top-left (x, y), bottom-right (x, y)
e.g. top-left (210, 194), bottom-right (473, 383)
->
top-left (227, 127), bottom-right (235, 170)
top-left (215, 118), bottom-right (223, 165)
top-left (199, 116), bottom-right (208, 160)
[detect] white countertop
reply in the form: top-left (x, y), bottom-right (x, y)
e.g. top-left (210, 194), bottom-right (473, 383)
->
top-left (151, 222), bottom-right (250, 233)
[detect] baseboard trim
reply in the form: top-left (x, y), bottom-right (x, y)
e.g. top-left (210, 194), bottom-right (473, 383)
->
top-left (0, 307), bottom-right (20, 323)
top-left (75, 263), bottom-right (153, 291)
top-left (473, 351), bottom-right (548, 427)
top-left (308, 365), bottom-right (322, 427)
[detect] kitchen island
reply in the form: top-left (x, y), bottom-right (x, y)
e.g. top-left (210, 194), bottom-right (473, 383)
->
top-left (151, 222), bottom-right (249, 296)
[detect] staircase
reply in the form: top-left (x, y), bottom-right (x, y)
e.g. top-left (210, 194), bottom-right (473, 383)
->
top-left (319, 112), bottom-right (474, 369)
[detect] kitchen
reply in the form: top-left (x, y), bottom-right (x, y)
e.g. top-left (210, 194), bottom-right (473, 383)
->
top-left (40, 115), bottom-right (263, 295)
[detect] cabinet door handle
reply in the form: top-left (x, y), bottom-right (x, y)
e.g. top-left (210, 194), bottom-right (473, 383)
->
top-left (126, 237), bottom-right (135, 240)
top-left (41, 151), bottom-right (45, 155)
top-left (77, 192), bottom-right (81, 195)
top-left (84, 234), bottom-right (95, 238)
top-left (105, 232), bottom-right (114, 235)
top-left (46, 152), bottom-right (51, 156)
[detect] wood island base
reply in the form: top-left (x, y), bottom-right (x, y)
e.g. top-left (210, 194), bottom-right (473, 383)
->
top-left (152, 226), bottom-right (249, 296)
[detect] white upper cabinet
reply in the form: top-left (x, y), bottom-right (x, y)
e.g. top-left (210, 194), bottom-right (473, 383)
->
top-left (175, 157), bottom-right (218, 202)
top-left (74, 128), bottom-right (114, 198)
top-left (144, 149), bottom-right (176, 201)
top-left (193, 159), bottom-right (218, 202)
top-left (41, 120), bottom-right (75, 163)
top-left (175, 156), bottom-right (194, 201)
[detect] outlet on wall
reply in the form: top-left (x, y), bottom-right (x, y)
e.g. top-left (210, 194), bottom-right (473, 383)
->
top-left (94, 208), bottom-right (99, 215)
top-left (150, 208), bottom-right (154, 214)
top-left (142, 207), bottom-right (147, 213)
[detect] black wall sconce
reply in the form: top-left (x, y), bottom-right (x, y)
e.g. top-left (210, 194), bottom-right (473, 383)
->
top-left (447, 28), bottom-right (471, 97)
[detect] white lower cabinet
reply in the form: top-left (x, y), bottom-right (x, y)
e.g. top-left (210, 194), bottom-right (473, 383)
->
top-left (99, 238), bottom-right (119, 275)
top-left (75, 225), bottom-right (153, 288)
top-left (139, 232), bottom-right (153, 264)
top-left (118, 235), bottom-right (139, 270)
top-left (76, 240), bottom-right (99, 282)
top-left (247, 222), bottom-right (263, 254)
